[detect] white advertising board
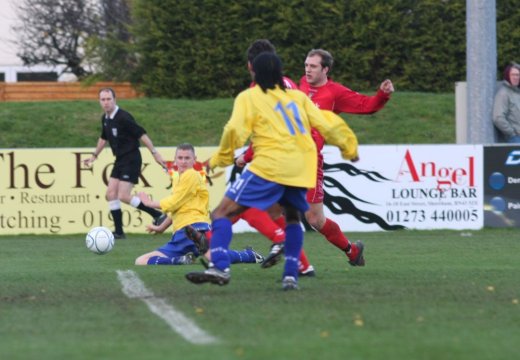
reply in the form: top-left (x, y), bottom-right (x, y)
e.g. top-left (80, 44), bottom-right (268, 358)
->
top-left (0, 145), bottom-right (484, 235)
top-left (231, 144), bottom-right (484, 232)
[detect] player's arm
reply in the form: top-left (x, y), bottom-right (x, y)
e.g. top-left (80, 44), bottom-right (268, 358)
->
top-left (235, 143), bottom-right (254, 167)
top-left (138, 191), bottom-right (160, 209)
top-left (335, 82), bottom-right (391, 114)
top-left (159, 170), bottom-right (200, 214)
top-left (209, 93), bottom-right (252, 170)
top-left (321, 110), bottom-right (359, 160)
top-left (305, 99), bottom-right (359, 161)
top-left (146, 216), bottom-right (172, 234)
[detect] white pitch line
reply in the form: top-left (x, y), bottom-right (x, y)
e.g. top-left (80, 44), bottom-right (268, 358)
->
top-left (116, 270), bottom-right (218, 345)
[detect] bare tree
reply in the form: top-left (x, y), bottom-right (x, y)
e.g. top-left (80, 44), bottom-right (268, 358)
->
top-left (13, 0), bottom-right (102, 78)
top-left (86, 0), bottom-right (137, 81)
top-left (99, 0), bottom-right (132, 41)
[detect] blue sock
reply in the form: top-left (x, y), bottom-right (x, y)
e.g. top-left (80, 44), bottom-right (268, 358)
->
top-left (147, 255), bottom-right (189, 265)
top-left (210, 218), bottom-right (233, 271)
top-left (228, 249), bottom-right (255, 263)
top-left (283, 223), bottom-right (303, 279)
top-left (171, 256), bottom-right (189, 265)
top-left (147, 256), bottom-right (173, 265)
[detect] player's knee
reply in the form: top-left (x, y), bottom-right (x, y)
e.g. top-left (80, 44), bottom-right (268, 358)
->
top-left (105, 190), bottom-right (117, 201)
top-left (267, 205), bottom-right (283, 220)
top-left (305, 211), bottom-right (324, 229)
top-left (212, 199), bottom-right (242, 220)
top-left (135, 255), bottom-right (148, 265)
top-left (118, 193), bottom-right (132, 204)
top-left (284, 207), bottom-right (301, 224)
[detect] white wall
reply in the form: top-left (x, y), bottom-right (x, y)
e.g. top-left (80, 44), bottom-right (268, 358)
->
top-left (0, 0), bottom-right (73, 82)
top-left (0, 0), bottom-right (20, 66)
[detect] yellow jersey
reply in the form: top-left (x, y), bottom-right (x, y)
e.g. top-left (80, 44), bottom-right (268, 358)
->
top-left (209, 85), bottom-right (358, 188)
top-left (159, 168), bottom-right (210, 232)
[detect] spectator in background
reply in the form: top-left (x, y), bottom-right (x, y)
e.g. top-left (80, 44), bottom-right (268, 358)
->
top-left (493, 62), bottom-right (520, 143)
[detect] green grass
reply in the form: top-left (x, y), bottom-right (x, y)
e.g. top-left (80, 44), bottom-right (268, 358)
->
top-left (0, 92), bottom-right (455, 148)
top-left (1, 229), bottom-right (518, 360)
top-left (0, 92), bottom-right (493, 359)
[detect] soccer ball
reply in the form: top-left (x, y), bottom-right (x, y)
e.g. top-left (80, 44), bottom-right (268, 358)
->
top-left (85, 226), bottom-right (115, 255)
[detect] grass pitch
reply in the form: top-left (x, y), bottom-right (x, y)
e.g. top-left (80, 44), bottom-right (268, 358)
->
top-left (0, 91), bottom-right (455, 148)
top-left (1, 229), bottom-right (518, 360)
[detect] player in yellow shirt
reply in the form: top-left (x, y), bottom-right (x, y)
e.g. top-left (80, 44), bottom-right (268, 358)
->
top-left (185, 53), bottom-right (358, 290)
top-left (136, 143), bottom-right (263, 265)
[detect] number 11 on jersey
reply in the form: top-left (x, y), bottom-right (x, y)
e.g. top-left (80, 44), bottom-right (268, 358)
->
top-left (274, 101), bottom-right (306, 135)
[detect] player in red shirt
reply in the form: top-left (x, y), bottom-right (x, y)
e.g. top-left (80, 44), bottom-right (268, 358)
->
top-left (298, 48), bottom-right (394, 266)
top-left (262, 48), bottom-right (394, 268)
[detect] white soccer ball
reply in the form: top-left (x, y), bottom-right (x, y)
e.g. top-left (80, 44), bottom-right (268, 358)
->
top-left (85, 226), bottom-right (115, 255)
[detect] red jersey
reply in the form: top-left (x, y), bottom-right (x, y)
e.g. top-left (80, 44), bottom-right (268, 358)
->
top-left (299, 76), bottom-right (390, 150)
top-left (249, 76), bottom-right (298, 89)
top-left (282, 76), bottom-right (298, 89)
top-left (299, 76), bottom-right (390, 114)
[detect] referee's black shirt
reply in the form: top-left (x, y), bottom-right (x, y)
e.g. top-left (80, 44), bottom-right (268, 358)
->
top-left (100, 108), bottom-right (146, 157)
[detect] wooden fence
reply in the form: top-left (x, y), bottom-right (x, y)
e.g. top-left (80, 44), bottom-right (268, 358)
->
top-left (0, 82), bottom-right (141, 102)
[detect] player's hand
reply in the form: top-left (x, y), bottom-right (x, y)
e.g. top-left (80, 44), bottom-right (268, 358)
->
top-left (146, 215), bottom-right (170, 234)
top-left (235, 154), bottom-right (246, 168)
top-left (145, 224), bottom-right (156, 234)
top-left (137, 192), bottom-right (151, 206)
top-left (145, 223), bottom-right (163, 234)
top-left (380, 79), bottom-right (394, 94)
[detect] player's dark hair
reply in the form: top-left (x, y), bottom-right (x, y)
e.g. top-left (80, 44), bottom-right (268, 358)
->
top-left (253, 52), bottom-right (286, 93)
top-left (247, 39), bottom-right (276, 63)
top-left (98, 87), bottom-right (116, 98)
top-left (176, 143), bottom-right (195, 154)
top-left (307, 49), bottom-right (334, 72)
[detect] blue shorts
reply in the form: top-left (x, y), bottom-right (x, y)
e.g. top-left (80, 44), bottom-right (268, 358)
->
top-left (158, 222), bottom-right (210, 258)
top-left (226, 170), bottom-right (309, 213)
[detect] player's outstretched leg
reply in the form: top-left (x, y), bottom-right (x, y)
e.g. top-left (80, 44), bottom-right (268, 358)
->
top-left (185, 265), bottom-right (230, 285)
top-left (347, 240), bottom-right (365, 266)
top-left (282, 276), bottom-right (298, 291)
top-left (186, 218), bottom-right (232, 286)
top-left (298, 250), bottom-right (315, 277)
top-left (320, 218), bottom-right (365, 266)
top-left (153, 213), bottom-right (168, 226)
top-left (281, 223), bottom-right (303, 291)
top-left (261, 242), bottom-right (284, 268)
top-left (185, 225), bottom-right (210, 254)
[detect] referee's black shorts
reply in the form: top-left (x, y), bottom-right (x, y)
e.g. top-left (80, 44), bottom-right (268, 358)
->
top-left (111, 150), bottom-right (142, 184)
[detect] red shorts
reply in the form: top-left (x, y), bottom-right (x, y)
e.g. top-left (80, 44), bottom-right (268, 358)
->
top-left (306, 154), bottom-right (324, 203)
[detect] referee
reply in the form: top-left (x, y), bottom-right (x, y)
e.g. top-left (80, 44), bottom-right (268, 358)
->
top-left (83, 87), bottom-right (167, 239)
